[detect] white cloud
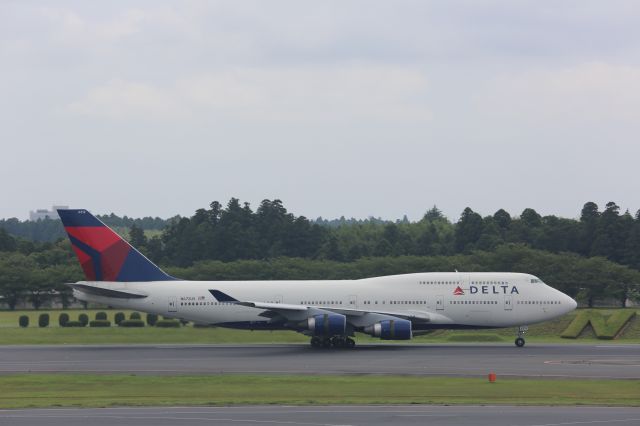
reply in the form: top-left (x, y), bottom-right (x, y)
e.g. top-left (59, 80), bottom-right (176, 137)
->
top-left (4, 1), bottom-right (640, 220)
top-left (475, 62), bottom-right (640, 126)
top-left (37, 7), bottom-right (145, 46)
top-left (65, 80), bottom-right (180, 119)
top-left (64, 65), bottom-right (431, 123)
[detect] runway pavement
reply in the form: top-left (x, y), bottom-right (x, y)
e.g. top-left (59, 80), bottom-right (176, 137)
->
top-left (0, 343), bottom-right (638, 378)
top-left (2, 405), bottom-right (640, 426)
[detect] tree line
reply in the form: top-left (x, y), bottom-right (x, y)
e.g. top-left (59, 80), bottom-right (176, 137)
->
top-left (0, 213), bottom-right (173, 242)
top-left (136, 199), bottom-right (640, 272)
top-left (1, 199), bottom-right (639, 309)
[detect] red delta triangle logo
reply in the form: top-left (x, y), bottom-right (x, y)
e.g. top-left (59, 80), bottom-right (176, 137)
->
top-left (453, 286), bottom-right (465, 296)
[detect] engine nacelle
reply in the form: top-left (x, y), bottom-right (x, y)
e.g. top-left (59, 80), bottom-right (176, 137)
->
top-left (307, 313), bottom-right (346, 336)
top-left (364, 319), bottom-right (412, 340)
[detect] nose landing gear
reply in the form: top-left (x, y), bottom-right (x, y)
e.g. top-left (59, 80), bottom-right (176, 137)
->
top-left (515, 326), bottom-right (528, 347)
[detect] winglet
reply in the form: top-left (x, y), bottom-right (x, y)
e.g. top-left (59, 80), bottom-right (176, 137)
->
top-left (209, 290), bottom-right (239, 303)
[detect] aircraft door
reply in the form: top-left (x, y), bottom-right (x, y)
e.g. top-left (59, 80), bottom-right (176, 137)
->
top-left (436, 295), bottom-right (444, 311)
top-left (168, 296), bottom-right (178, 313)
top-left (348, 295), bottom-right (358, 309)
top-left (504, 295), bottom-right (513, 311)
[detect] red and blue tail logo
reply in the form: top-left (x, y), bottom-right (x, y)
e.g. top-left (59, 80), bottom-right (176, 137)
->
top-left (58, 209), bottom-right (176, 282)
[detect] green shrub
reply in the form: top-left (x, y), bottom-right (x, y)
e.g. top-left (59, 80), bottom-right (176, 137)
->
top-left (78, 313), bottom-right (89, 326)
top-left (114, 312), bottom-right (125, 325)
top-left (59, 313), bottom-right (70, 327)
top-left (89, 320), bottom-right (111, 327)
top-left (155, 319), bottom-right (181, 328)
top-left (38, 313), bottom-right (50, 328)
top-left (561, 310), bottom-right (636, 339)
top-left (561, 311), bottom-right (590, 338)
top-left (18, 315), bottom-right (29, 328)
top-left (95, 311), bottom-right (107, 321)
top-left (119, 319), bottom-right (145, 327)
top-left (65, 320), bottom-right (85, 327)
top-left (130, 312), bottom-right (141, 320)
top-left (146, 313), bottom-right (158, 326)
top-left (591, 310), bottom-right (636, 339)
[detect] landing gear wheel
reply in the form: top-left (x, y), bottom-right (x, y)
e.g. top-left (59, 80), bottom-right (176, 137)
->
top-left (345, 337), bottom-right (355, 348)
top-left (310, 336), bottom-right (322, 348)
top-left (515, 325), bottom-right (528, 348)
top-left (321, 337), bottom-right (332, 348)
top-left (331, 336), bottom-right (345, 348)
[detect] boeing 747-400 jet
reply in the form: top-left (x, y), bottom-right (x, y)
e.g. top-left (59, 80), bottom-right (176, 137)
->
top-left (58, 209), bottom-right (577, 348)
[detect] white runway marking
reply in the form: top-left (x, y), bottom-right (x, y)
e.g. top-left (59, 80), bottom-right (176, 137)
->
top-left (520, 419), bottom-right (640, 426)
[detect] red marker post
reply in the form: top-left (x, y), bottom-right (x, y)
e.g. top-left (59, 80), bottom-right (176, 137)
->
top-left (488, 372), bottom-right (496, 383)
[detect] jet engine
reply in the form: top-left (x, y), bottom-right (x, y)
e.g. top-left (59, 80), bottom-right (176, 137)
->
top-left (364, 319), bottom-right (412, 340)
top-left (307, 313), bottom-right (346, 336)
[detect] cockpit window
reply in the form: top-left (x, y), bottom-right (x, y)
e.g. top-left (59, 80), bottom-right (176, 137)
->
top-left (530, 278), bottom-right (541, 284)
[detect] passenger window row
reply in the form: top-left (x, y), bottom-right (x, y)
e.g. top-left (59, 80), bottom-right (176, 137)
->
top-left (297, 300), bottom-right (428, 306)
top-left (183, 298), bottom-right (563, 308)
top-left (181, 301), bottom-right (232, 306)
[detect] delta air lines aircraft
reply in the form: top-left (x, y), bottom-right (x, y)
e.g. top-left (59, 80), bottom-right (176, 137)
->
top-left (59, 209), bottom-right (577, 348)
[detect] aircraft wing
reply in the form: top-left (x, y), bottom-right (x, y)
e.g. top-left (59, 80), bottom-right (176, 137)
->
top-left (209, 289), bottom-right (431, 323)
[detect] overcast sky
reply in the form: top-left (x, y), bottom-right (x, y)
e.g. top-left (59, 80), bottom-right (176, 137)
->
top-left (2, 1), bottom-right (640, 222)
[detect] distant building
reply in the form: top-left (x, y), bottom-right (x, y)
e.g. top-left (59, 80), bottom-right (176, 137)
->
top-left (29, 205), bottom-right (69, 221)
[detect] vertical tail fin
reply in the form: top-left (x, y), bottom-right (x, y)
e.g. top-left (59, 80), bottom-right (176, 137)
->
top-left (58, 209), bottom-right (175, 282)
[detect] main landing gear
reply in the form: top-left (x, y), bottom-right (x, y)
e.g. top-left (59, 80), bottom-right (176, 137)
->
top-left (310, 335), bottom-right (356, 349)
top-left (515, 326), bottom-right (528, 347)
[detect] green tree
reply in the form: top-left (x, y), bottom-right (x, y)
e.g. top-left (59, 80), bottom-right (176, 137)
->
top-left (323, 236), bottom-right (345, 261)
top-left (0, 228), bottom-right (17, 251)
top-left (521, 208), bottom-right (542, 228)
top-left (476, 217), bottom-right (503, 251)
top-left (591, 202), bottom-right (624, 262)
top-left (128, 224), bottom-right (148, 248)
top-left (454, 208), bottom-right (483, 252)
top-left (0, 253), bottom-right (31, 309)
top-left (423, 205), bottom-right (445, 222)
top-left (493, 209), bottom-right (512, 231)
top-left (373, 239), bottom-right (393, 257)
top-left (622, 212), bottom-right (640, 270)
top-left (416, 223), bottom-right (438, 256)
top-left (579, 201), bottom-right (600, 255)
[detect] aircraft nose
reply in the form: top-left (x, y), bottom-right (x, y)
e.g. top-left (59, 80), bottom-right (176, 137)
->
top-left (564, 294), bottom-right (577, 312)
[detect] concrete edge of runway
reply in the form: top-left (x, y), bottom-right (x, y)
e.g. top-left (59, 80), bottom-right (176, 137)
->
top-left (2, 405), bottom-right (640, 426)
top-left (1, 342), bottom-right (638, 349)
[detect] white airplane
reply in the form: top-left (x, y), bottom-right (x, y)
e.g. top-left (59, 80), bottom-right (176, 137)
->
top-left (58, 209), bottom-right (577, 348)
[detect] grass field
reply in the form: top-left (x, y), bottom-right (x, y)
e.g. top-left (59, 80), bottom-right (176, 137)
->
top-left (0, 374), bottom-right (638, 408)
top-left (1, 308), bottom-right (639, 345)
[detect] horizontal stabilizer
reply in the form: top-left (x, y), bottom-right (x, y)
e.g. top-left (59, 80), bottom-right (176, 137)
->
top-left (68, 283), bottom-right (148, 299)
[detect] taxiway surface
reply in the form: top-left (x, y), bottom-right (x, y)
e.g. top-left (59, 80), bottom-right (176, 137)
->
top-left (0, 343), bottom-right (638, 378)
top-left (2, 405), bottom-right (640, 426)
